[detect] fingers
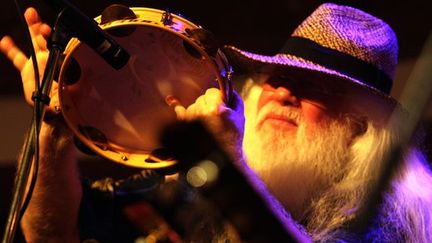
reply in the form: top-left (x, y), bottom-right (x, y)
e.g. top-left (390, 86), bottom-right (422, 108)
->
top-left (39, 23), bottom-right (52, 39)
top-left (182, 88), bottom-right (225, 121)
top-left (0, 36), bottom-right (28, 71)
top-left (165, 95), bottom-right (186, 120)
top-left (165, 88), bottom-right (225, 121)
top-left (0, 7), bottom-right (50, 72)
top-left (33, 34), bottom-right (48, 52)
top-left (193, 88), bottom-right (224, 115)
top-left (24, 7), bottom-right (52, 38)
top-left (25, 7), bottom-right (51, 38)
top-left (25, 8), bottom-right (50, 52)
top-left (24, 7), bottom-right (41, 25)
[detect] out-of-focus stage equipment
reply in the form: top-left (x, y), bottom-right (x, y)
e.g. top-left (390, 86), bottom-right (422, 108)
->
top-left (159, 120), bottom-right (308, 242)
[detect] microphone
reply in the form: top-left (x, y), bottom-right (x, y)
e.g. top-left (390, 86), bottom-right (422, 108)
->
top-left (43, 0), bottom-right (130, 69)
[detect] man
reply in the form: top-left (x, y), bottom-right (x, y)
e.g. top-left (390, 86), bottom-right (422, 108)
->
top-left (1, 3), bottom-right (431, 242)
top-left (224, 3), bottom-right (432, 241)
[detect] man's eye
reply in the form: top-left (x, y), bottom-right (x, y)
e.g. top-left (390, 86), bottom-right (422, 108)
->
top-left (301, 99), bottom-right (328, 110)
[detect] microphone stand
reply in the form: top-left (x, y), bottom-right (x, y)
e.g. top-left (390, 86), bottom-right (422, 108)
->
top-left (2, 15), bottom-right (71, 243)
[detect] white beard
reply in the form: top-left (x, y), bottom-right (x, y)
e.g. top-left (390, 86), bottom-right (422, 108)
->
top-left (242, 85), bottom-right (352, 221)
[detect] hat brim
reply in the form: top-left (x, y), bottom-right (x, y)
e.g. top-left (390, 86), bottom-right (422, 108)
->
top-left (223, 45), bottom-right (401, 119)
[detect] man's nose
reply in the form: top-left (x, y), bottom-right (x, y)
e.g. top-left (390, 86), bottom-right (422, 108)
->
top-left (272, 86), bottom-right (300, 106)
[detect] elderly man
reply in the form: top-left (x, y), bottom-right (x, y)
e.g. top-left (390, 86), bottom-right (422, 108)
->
top-left (1, 2), bottom-right (432, 242)
top-left (222, 4), bottom-right (432, 241)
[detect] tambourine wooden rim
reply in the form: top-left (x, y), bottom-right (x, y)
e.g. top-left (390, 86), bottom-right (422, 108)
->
top-left (58, 7), bottom-right (232, 169)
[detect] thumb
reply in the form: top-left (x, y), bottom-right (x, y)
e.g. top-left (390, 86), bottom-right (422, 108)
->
top-left (228, 90), bottom-right (244, 114)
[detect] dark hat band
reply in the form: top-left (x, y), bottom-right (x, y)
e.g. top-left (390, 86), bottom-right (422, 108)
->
top-left (281, 37), bottom-right (392, 94)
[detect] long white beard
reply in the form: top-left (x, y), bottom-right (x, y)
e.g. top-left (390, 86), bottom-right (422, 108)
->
top-left (242, 85), bottom-right (353, 221)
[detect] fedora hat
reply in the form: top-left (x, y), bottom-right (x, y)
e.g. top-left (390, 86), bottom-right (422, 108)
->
top-left (223, 3), bottom-right (399, 109)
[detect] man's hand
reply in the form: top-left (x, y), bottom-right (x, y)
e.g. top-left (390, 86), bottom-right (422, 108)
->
top-left (167, 88), bottom-right (245, 161)
top-left (1, 9), bottom-right (82, 241)
top-left (0, 7), bottom-right (61, 115)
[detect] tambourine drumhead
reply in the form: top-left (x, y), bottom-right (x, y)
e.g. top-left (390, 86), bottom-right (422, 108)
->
top-left (58, 7), bottom-right (231, 169)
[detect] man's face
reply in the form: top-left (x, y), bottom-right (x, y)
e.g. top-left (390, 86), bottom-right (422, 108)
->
top-left (243, 74), bottom-right (353, 219)
top-left (255, 75), bottom-right (342, 137)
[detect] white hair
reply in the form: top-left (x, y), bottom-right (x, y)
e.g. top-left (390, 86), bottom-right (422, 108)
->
top-left (307, 121), bottom-right (432, 242)
top-left (240, 79), bottom-right (432, 242)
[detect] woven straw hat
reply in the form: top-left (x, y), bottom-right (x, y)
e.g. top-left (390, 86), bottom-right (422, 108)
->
top-left (224, 3), bottom-right (399, 111)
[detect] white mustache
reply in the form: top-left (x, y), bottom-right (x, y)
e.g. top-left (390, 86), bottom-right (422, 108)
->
top-left (256, 101), bottom-right (303, 129)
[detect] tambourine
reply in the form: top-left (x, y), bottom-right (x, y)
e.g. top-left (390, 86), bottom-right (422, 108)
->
top-left (58, 6), bottom-right (232, 169)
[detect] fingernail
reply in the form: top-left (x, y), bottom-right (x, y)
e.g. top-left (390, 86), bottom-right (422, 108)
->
top-left (165, 95), bottom-right (179, 107)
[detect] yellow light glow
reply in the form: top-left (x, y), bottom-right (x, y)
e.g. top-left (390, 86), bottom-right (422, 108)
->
top-left (186, 160), bottom-right (219, 187)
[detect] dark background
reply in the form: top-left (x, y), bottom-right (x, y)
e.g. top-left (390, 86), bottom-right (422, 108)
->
top-left (0, 0), bottom-right (431, 241)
